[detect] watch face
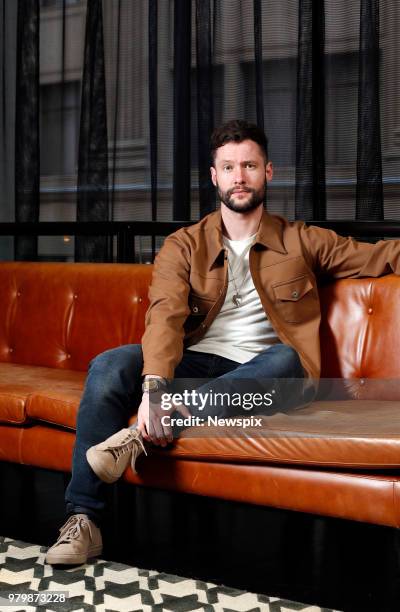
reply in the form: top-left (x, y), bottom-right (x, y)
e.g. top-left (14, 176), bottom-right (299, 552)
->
top-left (143, 378), bottom-right (165, 393)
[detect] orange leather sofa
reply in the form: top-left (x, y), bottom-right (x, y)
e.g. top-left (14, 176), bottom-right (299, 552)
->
top-left (1, 261), bottom-right (400, 529)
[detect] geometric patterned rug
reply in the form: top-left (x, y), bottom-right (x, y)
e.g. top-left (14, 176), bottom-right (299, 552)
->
top-left (0, 537), bottom-right (341, 611)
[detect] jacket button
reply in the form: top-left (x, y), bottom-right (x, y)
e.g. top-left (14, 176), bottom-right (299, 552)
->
top-left (192, 305), bottom-right (199, 313)
top-left (292, 290), bottom-right (299, 298)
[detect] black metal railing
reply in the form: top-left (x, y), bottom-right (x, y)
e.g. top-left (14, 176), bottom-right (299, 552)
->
top-left (1, 219), bottom-right (400, 262)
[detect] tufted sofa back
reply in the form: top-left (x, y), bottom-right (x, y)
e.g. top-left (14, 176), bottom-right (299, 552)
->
top-left (0, 262), bottom-right (153, 371)
top-left (319, 274), bottom-right (400, 379)
top-left (0, 262), bottom-right (399, 378)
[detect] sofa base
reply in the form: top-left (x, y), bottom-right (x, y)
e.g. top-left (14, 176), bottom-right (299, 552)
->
top-left (1, 461), bottom-right (400, 612)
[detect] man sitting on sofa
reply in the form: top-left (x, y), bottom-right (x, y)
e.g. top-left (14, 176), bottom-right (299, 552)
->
top-left (46, 119), bottom-right (400, 565)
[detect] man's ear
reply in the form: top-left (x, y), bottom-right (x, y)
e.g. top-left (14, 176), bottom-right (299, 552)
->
top-left (210, 166), bottom-right (217, 187)
top-left (265, 161), bottom-right (273, 183)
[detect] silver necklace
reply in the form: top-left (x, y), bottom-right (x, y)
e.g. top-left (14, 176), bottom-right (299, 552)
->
top-left (226, 249), bottom-right (250, 308)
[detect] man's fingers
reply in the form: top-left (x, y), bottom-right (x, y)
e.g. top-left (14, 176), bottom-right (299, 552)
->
top-left (163, 420), bottom-right (174, 444)
top-left (149, 415), bottom-right (168, 447)
top-left (137, 420), bottom-right (151, 442)
top-left (175, 402), bottom-right (191, 418)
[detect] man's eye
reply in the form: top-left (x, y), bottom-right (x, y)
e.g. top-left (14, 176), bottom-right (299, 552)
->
top-left (223, 165), bottom-right (232, 171)
top-left (246, 163), bottom-right (256, 169)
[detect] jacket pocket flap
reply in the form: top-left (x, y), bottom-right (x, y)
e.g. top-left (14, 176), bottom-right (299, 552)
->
top-left (188, 294), bottom-right (214, 315)
top-left (272, 276), bottom-right (314, 302)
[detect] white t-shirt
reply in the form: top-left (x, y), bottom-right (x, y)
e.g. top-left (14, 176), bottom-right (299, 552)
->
top-left (188, 234), bottom-right (281, 363)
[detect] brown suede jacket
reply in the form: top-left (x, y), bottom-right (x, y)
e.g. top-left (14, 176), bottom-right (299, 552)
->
top-left (142, 209), bottom-right (400, 380)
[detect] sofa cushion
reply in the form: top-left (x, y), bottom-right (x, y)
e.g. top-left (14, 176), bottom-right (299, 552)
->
top-left (27, 388), bottom-right (83, 430)
top-left (19, 382), bottom-right (400, 469)
top-left (160, 400), bottom-right (400, 469)
top-left (0, 363), bottom-right (85, 425)
top-left (4, 361), bottom-right (400, 470)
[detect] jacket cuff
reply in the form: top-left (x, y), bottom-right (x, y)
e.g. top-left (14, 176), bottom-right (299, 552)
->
top-left (142, 362), bottom-right (175, 380)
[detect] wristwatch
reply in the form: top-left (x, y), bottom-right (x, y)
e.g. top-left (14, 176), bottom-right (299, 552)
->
top-left (142, 377), bottom-right (169, 393)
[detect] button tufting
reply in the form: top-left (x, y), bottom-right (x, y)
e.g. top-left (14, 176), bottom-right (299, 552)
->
top-left (17, 292), bottom-right (21, 297)
top-left (9, 348), bottom-right (13, 353)
top-left (66, 354), bottom-right (71, 359)
top-left (139, 297), bottom-right (143, 303)
top-left (360, 379), bottom-right (365, 385)
top-left (73, 294), bottom-right (78, 299)
top-left (368, 307), bottom-right (373, 314)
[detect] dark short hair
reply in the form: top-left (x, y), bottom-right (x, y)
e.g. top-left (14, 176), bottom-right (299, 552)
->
top-left (210, 119), bottom-right (269, 164)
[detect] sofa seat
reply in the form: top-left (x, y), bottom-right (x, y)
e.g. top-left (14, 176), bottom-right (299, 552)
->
top-left (8, 375), bottom-right (400, 470)
top-left (154, 400), bottom-right (400, 469)
top-left (0, 362), bottom-right (85, 426)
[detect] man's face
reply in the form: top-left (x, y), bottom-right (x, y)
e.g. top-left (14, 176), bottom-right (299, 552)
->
top-left (210, 139), bottom-right (273, 213)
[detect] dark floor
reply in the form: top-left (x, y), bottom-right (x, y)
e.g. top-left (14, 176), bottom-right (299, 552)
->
top-left (1, 461), bottom-right (399, 611)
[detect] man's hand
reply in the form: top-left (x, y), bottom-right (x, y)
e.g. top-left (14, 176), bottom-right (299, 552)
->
top-left (136, 392), bottom-right (191, 447)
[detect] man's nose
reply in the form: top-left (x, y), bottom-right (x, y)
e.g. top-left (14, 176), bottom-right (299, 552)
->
top-left (233, 166), bottom-right (245, 183)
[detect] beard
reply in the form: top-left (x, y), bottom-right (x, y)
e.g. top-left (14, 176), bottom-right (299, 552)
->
top-left (217, 183), bottom-right (266, 213)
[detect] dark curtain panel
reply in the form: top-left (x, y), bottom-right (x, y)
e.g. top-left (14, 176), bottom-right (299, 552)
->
top-left (148, 0), bottom-right (157, 257)
top-left (14, 0), bottom-right (39, 261)
top-left (0, 1), bottom-right (17, 261)
top-left (172, 0), bottom-right (191, 220)
top-left (1, 0), bottom-right (5, 136)
top-left (253, 0), bottom-right (265, 133)
top-left (196, 0), bottom-right (215, 217)
top-left (356, 0), bottom-right (383, 220)
top-left (295, 0), bottom-right (326, 220)
top-left (109, 0), bottom-right (121, 224)
top-left (75, 0), bottom-right (109, 262)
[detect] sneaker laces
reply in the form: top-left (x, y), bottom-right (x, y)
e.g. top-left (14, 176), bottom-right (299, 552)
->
top-left (132, 430), bottom-right (147, 458)
top-left (107, 430), bottom-right (147, 461)
top-left (55, 515), bottom-right (92, 547)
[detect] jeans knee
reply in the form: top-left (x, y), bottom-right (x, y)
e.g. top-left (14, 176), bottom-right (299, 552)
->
top-left (275, 344), bottom-right (303, 376)
top-left (90, 344), bottom-right (141, 372)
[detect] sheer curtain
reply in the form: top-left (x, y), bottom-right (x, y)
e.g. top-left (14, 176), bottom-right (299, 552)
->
top-left (1, 0), bottom-right (399, 262)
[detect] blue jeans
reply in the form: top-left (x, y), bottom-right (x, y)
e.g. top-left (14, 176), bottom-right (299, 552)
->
top-left (65, 344), bottom-right (303, 523)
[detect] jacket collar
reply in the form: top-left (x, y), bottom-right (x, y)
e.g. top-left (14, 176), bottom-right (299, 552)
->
top-left (207, 208), bottom-right (287, 270)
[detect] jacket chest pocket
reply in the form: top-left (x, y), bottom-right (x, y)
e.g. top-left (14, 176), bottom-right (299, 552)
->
top-left (272, 275), bottom-right (319, 323)
top-left (184, 294), bottom-right (215, 336)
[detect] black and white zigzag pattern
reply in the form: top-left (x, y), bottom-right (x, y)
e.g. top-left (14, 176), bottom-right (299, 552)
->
top-left (0, 537), bottom-right (340, 611)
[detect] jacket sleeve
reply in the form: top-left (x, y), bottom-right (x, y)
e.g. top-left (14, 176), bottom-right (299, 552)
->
top-left (141, 230), bottom-right (191, 379)
top-left (299, 223), bottom-right (400, 279)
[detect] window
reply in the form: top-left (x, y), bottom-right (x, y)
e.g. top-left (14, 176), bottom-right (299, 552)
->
top-left (40, 81), bottom-right (80, 176)
top-left (325, 52), bottom-right (358, 165)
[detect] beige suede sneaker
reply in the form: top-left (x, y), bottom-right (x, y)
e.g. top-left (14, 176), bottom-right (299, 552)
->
top-left (86, 427), bottom-right (147, 484)
top-left (45, 514), bottom-right (102, 565)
